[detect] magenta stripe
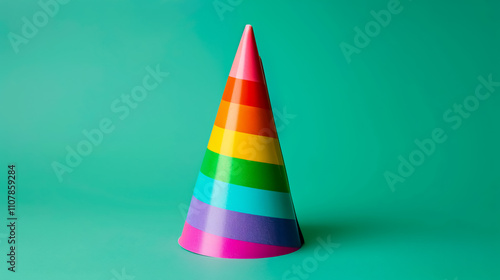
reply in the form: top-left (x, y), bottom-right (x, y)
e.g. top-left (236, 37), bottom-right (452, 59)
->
top-left (179, 222), bottom-right (300, 258)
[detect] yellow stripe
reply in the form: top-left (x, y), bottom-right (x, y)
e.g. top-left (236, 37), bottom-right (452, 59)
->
top-left (207, 125), bottom-right (284, 165)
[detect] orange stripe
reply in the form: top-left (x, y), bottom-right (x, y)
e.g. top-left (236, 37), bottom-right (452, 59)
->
top-left (222, 77), bottom-right (271, 109)
top-left (215, 100), bottom-right (278, 138)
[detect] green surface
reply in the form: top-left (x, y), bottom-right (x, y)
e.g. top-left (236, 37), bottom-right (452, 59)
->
top-left (0, 0), bottom-right (499, 279)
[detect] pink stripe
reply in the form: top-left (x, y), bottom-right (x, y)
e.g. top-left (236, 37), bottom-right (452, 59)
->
top-left (229, 25), bottom-right (264, 83)
top-left (178, 222), bottom-right (300, 259)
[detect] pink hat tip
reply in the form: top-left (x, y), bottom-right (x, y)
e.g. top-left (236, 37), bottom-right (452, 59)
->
top-left (229, 24), bottom-right (262, 83)
top-left (242, 24), bottom-right (254, 37)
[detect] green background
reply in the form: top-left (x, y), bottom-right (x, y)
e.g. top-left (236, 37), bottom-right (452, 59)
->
top-left (0, 0), bottom-right (499, 279)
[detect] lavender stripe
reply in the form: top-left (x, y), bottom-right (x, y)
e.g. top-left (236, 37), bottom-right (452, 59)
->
top-left (186, 196), bottom-right (301, 247)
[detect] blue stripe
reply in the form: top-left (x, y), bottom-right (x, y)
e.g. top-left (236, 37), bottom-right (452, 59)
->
top-left (192, 172), bottom-right (296, 219)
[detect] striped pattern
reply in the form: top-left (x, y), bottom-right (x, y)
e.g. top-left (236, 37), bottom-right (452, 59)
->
top-left (179, 25), bottom-right (302, 259)
top-left (214, 100), bottom-right (277, 138)
top-left (179, 223), bottom-right (299, 259)
top-left (186, 196), bottom-right (301, 247)
top-left (200, 149), bottom-right (289, 192)
top-left (193, 172), bottom-right (295, 219)
top-left (207, 125), bottom-right (283, 165)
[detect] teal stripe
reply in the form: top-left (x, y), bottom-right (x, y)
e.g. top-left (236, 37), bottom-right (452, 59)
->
top-left (193, 172), bottom-right (296, 219)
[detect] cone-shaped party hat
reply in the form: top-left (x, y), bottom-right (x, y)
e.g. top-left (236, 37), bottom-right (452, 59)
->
top-left (178, 25), bottom-right (303, 259)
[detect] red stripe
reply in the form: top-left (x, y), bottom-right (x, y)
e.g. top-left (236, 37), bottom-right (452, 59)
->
top-left (222, 77), bottom-right (271, 109)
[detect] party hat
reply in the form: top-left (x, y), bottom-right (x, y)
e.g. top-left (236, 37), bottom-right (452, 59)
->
top-left (178, 25), bottom-right (303, 259)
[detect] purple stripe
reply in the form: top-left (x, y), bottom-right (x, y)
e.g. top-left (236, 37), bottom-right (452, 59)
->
top-left (186, 196), bottom-right (301, 248)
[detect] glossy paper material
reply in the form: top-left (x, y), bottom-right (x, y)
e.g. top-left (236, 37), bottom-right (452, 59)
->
top-left (179, 223), bottom-right (299, 259)
top-left (193, 172), bottom-right (295, 219)
top-left (178, 25), bottom-right (303, 258)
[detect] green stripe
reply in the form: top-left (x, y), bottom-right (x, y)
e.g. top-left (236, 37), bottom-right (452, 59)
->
top-left (200, 149), bottom-right (290, 193)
